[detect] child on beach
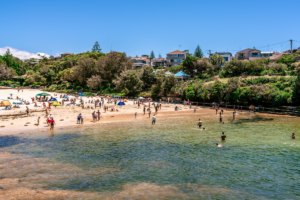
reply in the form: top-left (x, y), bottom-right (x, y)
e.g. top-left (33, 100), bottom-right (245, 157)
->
top-left (50, 118), bottom-right (55, 130)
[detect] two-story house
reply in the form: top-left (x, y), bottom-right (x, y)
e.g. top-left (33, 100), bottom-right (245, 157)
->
top-left (235, 48), bottom-right (261, 60)
top-left (209, 52), bottom-right (233, 63)
top-left (151, 58), bottom-right (167, 68)
top-left (166, 50), bottom-right (186, 67)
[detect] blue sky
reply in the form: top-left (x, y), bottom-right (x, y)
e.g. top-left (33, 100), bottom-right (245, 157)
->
top-left (1, 0), bottom-right (300, 59)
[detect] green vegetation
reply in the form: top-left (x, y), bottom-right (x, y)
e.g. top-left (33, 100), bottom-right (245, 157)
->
top-left (1, 47), bottom-right (300, 106)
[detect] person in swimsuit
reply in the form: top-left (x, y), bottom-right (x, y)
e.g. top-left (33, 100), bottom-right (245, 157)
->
top-left (152, 115), bottom-right (156, 125)
top-left (221, 132), bottom-right (226, 141)
top-left (216, 143), bottom-right (223, 147)
top-left (37, 117), bottom-right (40, 126)
top-left (50, 118), bottom-right (55, 130)
top-left (292, 133), bottom-right (295, 139)
top-left (97, 110), bottom-right (101, 121)
top-left (77, 114), bottom-right (81, 124)
top-left (198, 119), bottom-right (202, 128)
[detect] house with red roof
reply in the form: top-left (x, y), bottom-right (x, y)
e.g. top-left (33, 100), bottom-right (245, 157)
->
top-left (166, 50), bottom-right (186, 67)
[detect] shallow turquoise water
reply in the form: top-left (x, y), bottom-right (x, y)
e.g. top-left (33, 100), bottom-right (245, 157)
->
top-left (1, 111), bottom-right (300, 199)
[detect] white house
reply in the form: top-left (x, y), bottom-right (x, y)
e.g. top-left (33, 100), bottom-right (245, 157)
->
top-left (209, 52), bottom-right (233, 63)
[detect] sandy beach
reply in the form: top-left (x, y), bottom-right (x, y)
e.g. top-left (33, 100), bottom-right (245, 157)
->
top-left (0, 88), bottom-right (205, 133)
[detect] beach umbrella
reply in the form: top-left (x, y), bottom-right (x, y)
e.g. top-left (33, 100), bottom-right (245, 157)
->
top-left (49, 98), bottom-right (57, 101)
top-left (10, 93), bottom-right (13, 96)
top-left (37, 93), bottom-right (50, 96)
top-left (117, 102), bottom-right (125, 106)
top-left (1, 100), bottom-right (11, 107)
top-left (138, 97), bottom-right (144, 99)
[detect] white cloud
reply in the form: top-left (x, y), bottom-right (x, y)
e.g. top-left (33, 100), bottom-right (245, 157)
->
top-left (0, 46), bottom-right (50, 60)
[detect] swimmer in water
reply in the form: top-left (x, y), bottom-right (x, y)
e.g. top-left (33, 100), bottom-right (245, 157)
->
top-left (216, 143), bottom-right (223, 147)
top-left (292, 133), bottom-right (295, 139)
top-left (221, 132), bottom-right (226, 141)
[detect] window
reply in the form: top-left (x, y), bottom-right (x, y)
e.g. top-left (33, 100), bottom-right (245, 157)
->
top-left (224, 57), bottom-right (228, 62)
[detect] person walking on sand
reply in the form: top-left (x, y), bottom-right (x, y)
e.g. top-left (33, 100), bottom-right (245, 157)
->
top-left (220, 115), bottom-right (222, 123)
top-left (37, 117), bottom-right (40, 126)
top-left (77, 114), bottom-right (81, 124)
top-left (135, 112), bottom-right (137, 118)
top-left (94, 112), bottom-right (98, 122)
top-left (216, 108), bottom-right (218, 114)
top-left (233, 111), bottom-right (235, 119)
top-left (50, 118), bottom-right (56, 130)
top-left (152, 114), bottom-right (156, 125)
top-left (26, 106), bottom-right (29, 117)
top-left (194, 107), bottom-right (196, 113)
top-left (97, 110), bottom-right (101, 121)
top-left (92, 111), bottom-right (95, 122)
top-left (198, 119), bottom-right (202, 128)
top-left (143, 106), bottom-right (146, 115)
top-left (81, 114), bottom-right (84, 124)
top-left (221, 132), bottom-right (226, 141)
top-left (148, 109), bottom-right (151, 118)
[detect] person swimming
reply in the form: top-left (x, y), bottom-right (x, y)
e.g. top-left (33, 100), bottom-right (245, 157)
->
top-left (216, 143), bottom-right (223, 147)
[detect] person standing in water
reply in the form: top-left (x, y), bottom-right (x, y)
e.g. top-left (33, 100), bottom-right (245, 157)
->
top-left (221, 132), bottom-right (226, 141)
top-left (198, 119), bottom-right (202, 128)
top-left (50, 118), bottom-right (55, 130)
top-left (292, 133), bottom-right (295, 139)
top-left (220, 115), bottom-right (222, 123)
top-left (233, 111), bottom-right (235, 119)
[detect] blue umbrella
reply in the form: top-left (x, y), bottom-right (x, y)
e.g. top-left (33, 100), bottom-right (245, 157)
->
top-left (117, 102), bottom-right (125, 106)
top-left (10, 93), bottom-right (13, 96)
top-left (49, 98), bottom-right (57, 101)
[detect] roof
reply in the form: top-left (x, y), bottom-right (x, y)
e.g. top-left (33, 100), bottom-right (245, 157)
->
top-left (261, 51), bottom-right (275, 54)
top-left (174, 71), bottom-right (190, 77)
top-left (167, 50), bottom-right (186, 55)
top-left (210, 52), bottom-right (233, 56)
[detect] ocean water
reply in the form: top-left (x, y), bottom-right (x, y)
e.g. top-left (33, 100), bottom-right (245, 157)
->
top-left (1, 111), bottom-right (300, 199)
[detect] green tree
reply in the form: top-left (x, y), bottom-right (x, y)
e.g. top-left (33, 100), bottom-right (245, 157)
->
top-left (150, 51), bottom-right (155, 59)
top-left (210, 80), bottom-right (224, 102)
top-left (141, 66), bottom-right (156, 90)
top-left (210, 53), bottom-right (225, 71)
top-left (186, 86), bottom-right (195, 100)
top-left (113, 70), bottom-right (143, 95)
top-left (194, 45), bottom-right (204, 58)
top-left (182, 55), bottom-right (198, 77)
top-left (92, 41), bottom-right (102, 52)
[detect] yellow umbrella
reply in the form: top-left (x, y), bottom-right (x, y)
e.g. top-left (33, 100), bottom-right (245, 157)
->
top-left (1, 100), bottom-right (11, 107)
